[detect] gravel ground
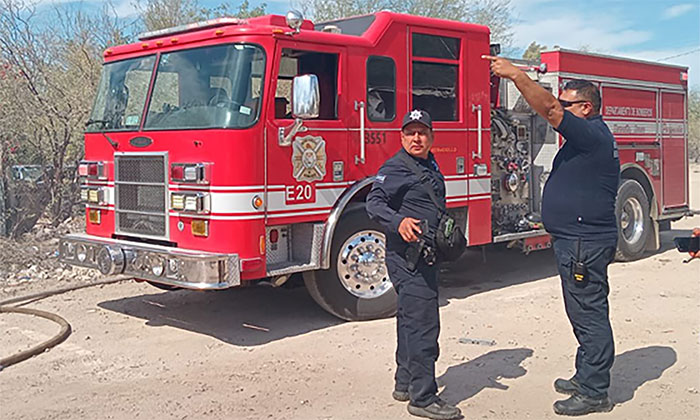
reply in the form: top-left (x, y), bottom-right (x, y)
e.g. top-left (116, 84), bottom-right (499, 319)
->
top-left (1, 166), bottom-right (698, 420)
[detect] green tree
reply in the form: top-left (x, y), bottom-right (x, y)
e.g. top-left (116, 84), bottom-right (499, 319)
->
top-left (300, 0), bottom-right (514, 48)
top-left (205, 0), bottom-right (268, 20)
top-left (301, 0), bottom-right (388, 24)
top-left (522, 41), bottom-right (546, 61)
top-left (0, 0), bottom-right (129, 233)
top-left (135, 0), bottom-right (268, 32)
top-left (135, 0), bottom-right (201, 31)
top-left (689, 88), bottom-right (700, 162)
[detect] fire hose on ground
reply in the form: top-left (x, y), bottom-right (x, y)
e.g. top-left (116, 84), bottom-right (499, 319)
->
top-left (0, 276), bottom-right (130, 371)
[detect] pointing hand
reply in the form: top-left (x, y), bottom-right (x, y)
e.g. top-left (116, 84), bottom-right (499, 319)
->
top-left (482, 55), bottom-right (521, 80)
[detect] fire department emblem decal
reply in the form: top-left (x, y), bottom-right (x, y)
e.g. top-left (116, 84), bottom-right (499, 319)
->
top-left (292, 135), bottom-right (327, 182)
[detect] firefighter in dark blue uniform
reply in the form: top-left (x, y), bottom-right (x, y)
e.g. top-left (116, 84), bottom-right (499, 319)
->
top-left (485, 55), bottom-right (619, 416)
top-left (367, 110), bottom-right (462, 420)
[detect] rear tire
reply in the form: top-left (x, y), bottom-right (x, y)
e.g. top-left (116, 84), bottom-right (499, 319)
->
top-left (304, 204), bottom-right (397, 321)
top-left (615, 179), bottom-right (651, 261)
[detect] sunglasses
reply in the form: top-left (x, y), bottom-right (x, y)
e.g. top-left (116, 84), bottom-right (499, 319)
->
top-left (559, 99), bottom-right (590, 108)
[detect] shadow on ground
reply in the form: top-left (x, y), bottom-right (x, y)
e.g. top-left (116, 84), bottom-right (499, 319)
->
top-left (99, 245), bottom-right (561, 347)
top-left (437, 348), bottom-right (534, 404)
top-left (609, 345), bottom-right (677, 404)
top-left (98, 229), bottom-right (686, 347)
top-left (434, 345), bottom-right (675, 406)
top-left (99, 285), bottom-right (342, 346)
top-left (438, 244), bottom-right (558, 305)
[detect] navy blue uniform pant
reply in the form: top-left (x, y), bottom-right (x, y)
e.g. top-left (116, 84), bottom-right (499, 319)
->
top-left (552, 237), bottom-right (617, 398)
top-left (386, 250), bottom-right (439, 407)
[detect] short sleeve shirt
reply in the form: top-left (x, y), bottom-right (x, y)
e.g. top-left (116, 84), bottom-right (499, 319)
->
top-left (541, 110), bottom-right (620, 240)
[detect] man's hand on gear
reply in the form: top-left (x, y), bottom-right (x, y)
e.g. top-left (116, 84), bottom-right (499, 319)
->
top-left (482, 55), bottom-right (521, 80)
top-left (398, 217), bottom-right (422, 243)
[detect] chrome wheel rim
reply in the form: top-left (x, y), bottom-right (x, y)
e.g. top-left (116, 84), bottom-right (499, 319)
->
top-left (620, 196), bottom-right (644, 244)
top-left (336, 230), bottom-right (392, 299)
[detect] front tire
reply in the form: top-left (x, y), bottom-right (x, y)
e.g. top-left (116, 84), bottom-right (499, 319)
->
top-left (615, 179), bottom-right (651, 261)
top-left (304, 204), bottom-right (397, 321)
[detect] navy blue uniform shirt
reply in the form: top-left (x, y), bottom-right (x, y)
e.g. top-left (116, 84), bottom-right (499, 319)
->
top-left (366, 148), bottom-right (446, 254)
top-left (542, 110), bottom-right (620, 241)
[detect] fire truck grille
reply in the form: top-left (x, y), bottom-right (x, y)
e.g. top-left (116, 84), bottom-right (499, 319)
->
top-left (114, 154), bottom-right (168, 239)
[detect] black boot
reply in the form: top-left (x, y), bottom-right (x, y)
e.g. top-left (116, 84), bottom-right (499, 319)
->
top-left (554, 377), bottom-right (581, 395)
top-left (553, 392), bottom-right (614, 416)
top-left (407, 398), bottom-right (462, 420)
top-left (392, 389), bottom-right (409, 402)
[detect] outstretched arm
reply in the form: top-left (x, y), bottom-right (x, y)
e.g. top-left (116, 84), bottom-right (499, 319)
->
top-left (482, 55), bottom-right (564, 129)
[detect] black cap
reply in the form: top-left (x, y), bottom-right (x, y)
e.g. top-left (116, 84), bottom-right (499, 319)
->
top-left (401, 109), bottom-right (432, 130)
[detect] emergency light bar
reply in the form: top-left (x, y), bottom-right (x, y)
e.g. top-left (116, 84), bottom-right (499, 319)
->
top-left (138, 17), bottom-right (244, 41)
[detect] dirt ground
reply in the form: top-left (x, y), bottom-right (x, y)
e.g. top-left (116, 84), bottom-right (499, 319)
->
top-left (1, 166), bottom-right (699, 420)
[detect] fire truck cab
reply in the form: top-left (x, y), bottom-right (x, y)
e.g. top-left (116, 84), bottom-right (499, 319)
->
top-left (59, 11), bottom-right (690, 321)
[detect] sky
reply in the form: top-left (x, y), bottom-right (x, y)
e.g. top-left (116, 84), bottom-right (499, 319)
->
top-left (34, 0), bottom-right (700, 88)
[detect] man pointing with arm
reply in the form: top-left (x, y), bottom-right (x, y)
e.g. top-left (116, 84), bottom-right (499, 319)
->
top-left (483, 55), bottom-right (620, 417)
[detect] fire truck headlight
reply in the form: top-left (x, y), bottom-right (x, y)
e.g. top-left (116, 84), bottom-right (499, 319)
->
top-left (171, 193), bottom-right (208, 213)
top-left (79, 161), bottom-right (107, 179)
top-left (171, 193), bottom-right (185, 210)
top-left (97, 188), bottom-right (108, 205)
top-left (88, 189), bottom-right (99, 203)
top-left (184, 195), bottom-right (200, 212)
top-left (183, 166), bottom-right (199, 182)
top-left (171, 163), bottom-right (208, 184)
top-left (86, 187), bottom-right (107, 205)
top-left (80, 187), bottom-right (89, 202)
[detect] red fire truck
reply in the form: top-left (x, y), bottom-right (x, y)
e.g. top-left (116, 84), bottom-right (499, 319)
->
top-left (59, 11), bottom-right (690, 320)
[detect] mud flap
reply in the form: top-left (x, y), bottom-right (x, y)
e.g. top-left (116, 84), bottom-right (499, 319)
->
top-left (645, 218), bottom-right (660, 252)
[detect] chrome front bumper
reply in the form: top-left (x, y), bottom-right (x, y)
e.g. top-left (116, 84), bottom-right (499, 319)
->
top-left (58, 234), bottom-right (240, 289)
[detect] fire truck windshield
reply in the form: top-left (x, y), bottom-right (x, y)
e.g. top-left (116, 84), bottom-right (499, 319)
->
top-left (86, 43), bottom-right (265, 132)
top-left (87, 55), bottom-right (156, 132)
top-left (144, 43), bottom-right (265, 130)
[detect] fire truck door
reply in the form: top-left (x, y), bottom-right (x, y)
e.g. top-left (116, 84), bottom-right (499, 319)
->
top-left (265, 45), bottom-right (349, 224)
top-left (346, 55), bottom-right (400, 181)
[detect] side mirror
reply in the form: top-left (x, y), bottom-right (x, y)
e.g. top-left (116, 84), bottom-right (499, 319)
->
top-left (292, 74), bottom-right (320, 119)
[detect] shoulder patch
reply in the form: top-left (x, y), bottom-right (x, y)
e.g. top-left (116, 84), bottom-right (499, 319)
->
top-left (375, 174), bottom-right (386, 183)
